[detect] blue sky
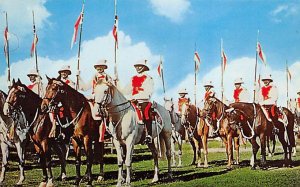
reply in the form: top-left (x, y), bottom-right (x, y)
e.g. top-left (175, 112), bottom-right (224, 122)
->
top-left (0, 0), bottom-right (300, 105)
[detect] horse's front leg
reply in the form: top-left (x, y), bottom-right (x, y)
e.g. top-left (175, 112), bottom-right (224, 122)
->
top-left (234, 136), bottom-right (240, 165)
top-left (189, 138), bottom-right (197, 165)
top-left (15, 141), bottom-right (25, 185)
top-left (226, 134), bottom-right (233, 169)
top-left (72, 137), bottom-right (82, 186)
top-left (170, 136), bottom-right (176, 167)
top-left (41, 140), bottom-right (54, 187)
top-left (34, 143), bottom-right (48, 187)
top-left (95, 141), bottom-right (105, 182)
top-left (259, 133), bottom-right (267, 169)
top-left (51, 141), bottom-right (67, 181)
top-left (177, 135), bottom-right (183, 167)
top-left (0, 141), bottom-right (9, 184)
top-left (147, 141), bottom-right (159, 183)
top-left (250, 137), bottom-right (259, 170)
top-left (113, 139), bottom-right (124, 187)
top-left (277, 129), bottom-right (289, 167)
top-left (83, 136), bottom-right (93, 186)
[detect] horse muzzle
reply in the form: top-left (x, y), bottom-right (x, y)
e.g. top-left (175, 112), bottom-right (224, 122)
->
top-left (3, 102), bottom-right (12, 116)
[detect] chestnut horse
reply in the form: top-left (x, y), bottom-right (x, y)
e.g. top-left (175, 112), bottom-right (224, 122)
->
top-left (4, 79), bottom-right (68, 187)
top-left (41, 77), bottom-right (104, 186)
top-left (200, 96), bottom-right (240, 169)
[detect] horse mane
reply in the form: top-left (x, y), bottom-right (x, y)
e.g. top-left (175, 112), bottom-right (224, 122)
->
top-left (0, 90), bottom-right (7, 98)
top-left (18, 82), bottom-right (41, 102)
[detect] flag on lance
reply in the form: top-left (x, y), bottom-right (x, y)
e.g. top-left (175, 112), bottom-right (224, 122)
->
top-left (157, 60), bottom-right (163, 77)
top-left (112, 15), bottom-right (118, 48)
top-left (222, 50), bottom-right (227, 71)
top-left (3, 27), bottom-right (8, 59)
top-left (70, 11), bottom-right (83, 49)
top-left (30, 33), bottom-right (38, 57)
top-left (257, 42), bottom-right (266, 65)
top-left (194, 51), bottom-right (201, 72)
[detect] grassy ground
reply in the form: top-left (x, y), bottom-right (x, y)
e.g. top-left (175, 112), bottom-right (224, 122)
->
top-left (2, 140), bottom-right (300, 187)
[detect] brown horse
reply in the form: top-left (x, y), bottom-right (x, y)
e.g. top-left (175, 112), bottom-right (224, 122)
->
top-left (180, 103), bottom-right (210, 167)
top-left (200, 97), bottom-right (240, 169)
top-left (4, 79), bottom-right (68, 187)
top-left (227, 103), bottom-right (295, 168)
top-left (41, 77), bottom-right (104, 186)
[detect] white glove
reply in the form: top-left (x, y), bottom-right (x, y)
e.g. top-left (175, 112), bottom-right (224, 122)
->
top-left (76, 70), bottom-right (80, 76)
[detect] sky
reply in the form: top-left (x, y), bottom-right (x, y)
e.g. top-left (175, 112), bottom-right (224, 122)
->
top-left (0, 0), bottom-right (300, 106)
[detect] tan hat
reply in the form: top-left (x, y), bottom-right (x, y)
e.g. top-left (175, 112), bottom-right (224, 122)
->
top-left (261, 74), bottom-right (273, 82)
top-left (234, 77), bottom-right (244, 84)
top-left (94, 59), bottom-right (108, 69)
top-left (178, 88), bottom-right (188, 94)
top-left (297, 91), bottom-right (300, 95)
top-left (204, 80), bottom-right (214, 88)
top-left (27, 69), bottom-right (39, 77)
top-left (58, 65), bottom-right (72, 75)
top-left (134, 59), bottom-right (149, 71)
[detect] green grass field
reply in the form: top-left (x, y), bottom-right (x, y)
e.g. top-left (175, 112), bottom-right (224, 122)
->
top-left (2, 140), bottom-right (300, 187)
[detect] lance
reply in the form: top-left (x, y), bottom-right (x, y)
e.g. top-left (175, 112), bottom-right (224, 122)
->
top-left (221, 38), bottom-right (224, 103)
top-left (76, 1), bottom-right (85, 91)
top-left (32, 11), bottom-right (41, 96)
top-left (286, 60), bottom-right (289, 108)
top-left (159, 56), bottom-right (166, 95)
top-left (113, 0), bottom-right (119, 86)
top-left (253, 30), bottom-right (259, 102)
top-left (4, 12), bottom-right (11, 88)
top-left (194, 43), bottom-right (197, 106)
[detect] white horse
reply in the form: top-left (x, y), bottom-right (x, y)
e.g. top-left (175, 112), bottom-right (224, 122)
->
top-left (164, 98), bottom-right (184, 167)
top-left (289, 99), bottom-right (299, 156)
top-left (0, 90), bottom-right (28, 185)
top-left (94, 81), bottom-right (172, 187)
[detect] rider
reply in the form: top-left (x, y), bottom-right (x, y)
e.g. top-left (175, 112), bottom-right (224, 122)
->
top-left (257, 74), bottom-right (280, 132)
top-left (233, 77), bottom-right (250, 103)
top-left (177, 88), bottom-right (190, 114)
top-left (123, 59), bottom-right (154, 143)
top-left (27, 69), bottom-right (44, 97)
top-left (296, 91), bottom-right (300, 118)
top-left (204, 80), bottom-right (215, 101)
top-left (57, 65), bottom-right (76, 89)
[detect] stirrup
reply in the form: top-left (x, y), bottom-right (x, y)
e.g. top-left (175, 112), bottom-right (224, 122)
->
top-left (144, 135), bottom-right (153, 144)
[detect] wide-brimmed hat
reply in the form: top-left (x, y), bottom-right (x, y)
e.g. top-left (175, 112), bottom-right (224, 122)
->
top-left (203, 80), bottom-right (214, 88)
top-left (234, 77), bottom-right (244, 84)
top-left (297, 91), bottom-right (300, 95)
top-left (178, 88), bottom-right (188, 94)
top-left (58, 65), bottom-right (72, 75)
top-left (134, 59), bottom-right (149, 71)
top-left (94, 59), bottom-right (108, 69)
top-left (27, 69), bottom-right (39, 77)
top-left (261, 74), bottom-right (273, 82)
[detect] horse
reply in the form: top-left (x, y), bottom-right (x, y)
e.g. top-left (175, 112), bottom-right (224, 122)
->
top-left (94, 80), bottom-right (172, 187)
top-left (200, 96), bottom-right (240, 169)
top-left (164, 98), bottom-right (185, 167)
top-left (41, 77), bottom-right (105, 186)
top-left (226, 102), bottom-right (295, 168)
top-left (0, 90), bottom-right (27, 185)
top-left (3, 79), bottom-right (69, 187)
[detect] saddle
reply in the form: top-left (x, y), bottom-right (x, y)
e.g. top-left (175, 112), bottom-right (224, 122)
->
top-left (261, 105), bottom-right (288, 126)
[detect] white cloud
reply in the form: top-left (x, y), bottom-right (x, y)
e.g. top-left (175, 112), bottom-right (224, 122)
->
top-left (149, 0), bottom-right (190, 23)
top-left (270, 4), bottom-right (299, 23)
top-left (0, 0), bottom-right (50, 37)
top-left (0, 30), bottom-right (161, 96)
top-left (160, 57), bottom-right (300, 107)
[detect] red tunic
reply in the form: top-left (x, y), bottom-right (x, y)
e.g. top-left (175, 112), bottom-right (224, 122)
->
top-left (233, 88), bottom-right (243, 102)
top-left (132, 75), bottom-right (147, 95)
top-left (204, 91), bottom-right (213, 101)
top-left (261, 86), bottom-right (272, 100)
top-left (298, 98), bottom-right (300, 108)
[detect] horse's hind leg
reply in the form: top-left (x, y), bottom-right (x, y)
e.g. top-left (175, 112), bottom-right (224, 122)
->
top-left (52, 142), bottom-right (67, 181)
top-left (162, 131), bottom-right (173, 180)
top-left (0, 141), bottom-right (9, 184)
top-left (148, 142), bottom-right (159, 183)
top-left (96, 141), bottom-right (105, 182)
top-left (234, 136), bottom-right (240, 165)
top-left (113, 139), bottom-right (124, 187)
top-left (170, 137), bottom-right (176, 167)
top-left (15, 141), bottom-right (25, 185)
top-left (189, 138), bottom-right (197, 165)
top-left (277, 130), bottom-right (289, 167)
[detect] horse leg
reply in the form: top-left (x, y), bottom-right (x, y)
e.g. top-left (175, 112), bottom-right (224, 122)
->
top-left (234, 136), bottom-right (240, 165)
top-left (162, 129), bottom-right (172, 180)
top-left (51, 142), bottom-right (67, 181)
top-left (271, 134), bottom-right (276, 156)
top-left (35, 143), bottom-right (48, 187)
top-left (202, 133), bottom-right (209, 168)
top-left (250, 138), bottom-right (259, 170)
top-left (72, 137), bottom-right (82, 186)
top-left (147, 142), bottom-right (159, 183)
top-left (83, 136), bottom-right (93, 186)
top-left (0, 141), bottom-right (9, 184)
top-left (226, 135), bottom-right (233, 169)
top-left (15, 141), bottom-right (25, 185)
top-left (41, 140), bottom-right (54, 187)
top-left (170, 137), bottom-right (176, 167)
top-left (194, 138), bottom-right (202, 168)
top-left (259, 134), bottom-right (267, 169)
top-left (113, 139), bottom-right (124, 187)
top-left (277, 129), bottom-right (289, 167)
top-left (96, 142), bottom-right (105, 182)
top-left (189, 138), bottom-right (197, 165)
top-left (177, 135), bottom-right (183, 167)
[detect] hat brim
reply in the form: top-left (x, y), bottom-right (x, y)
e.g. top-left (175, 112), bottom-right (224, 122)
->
top-left (94, 65), bottom-right (108, 69)
top-left (58, 70), bottom-right (72, 75)
top-left (178, 92), bottom-right (188, 94)
top-left (262, 79), bottom-right (273, 82)
top-left (204, 85), bottom-right (214, 88)
top-left (27, 74), bottom-right (38, 77)
top-left (134, 64), bottom-right (149, 71)
top-left (234, 82), bottom-right (244, 84)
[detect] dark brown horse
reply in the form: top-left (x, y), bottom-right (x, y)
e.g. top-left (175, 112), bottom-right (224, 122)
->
top-left (41, 77), bottom-right (104, 186)
top-left (227, 103), bottom-right (295, 168)
top-left (200, 97), bottom-right (240, 169)
top-left (4, 79), bottom-right (67, 187)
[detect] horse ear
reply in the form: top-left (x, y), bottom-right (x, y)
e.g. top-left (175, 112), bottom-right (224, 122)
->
top-left (12, 79), bottom-right (15, 85)
top-left (17, 78), bottom-right (21, 84)
top-left (46, 75), bottom-right (51, 82)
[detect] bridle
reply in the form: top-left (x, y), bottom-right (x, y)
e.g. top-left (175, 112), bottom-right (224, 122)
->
top-left (42, 84), bottom-right (64, 112)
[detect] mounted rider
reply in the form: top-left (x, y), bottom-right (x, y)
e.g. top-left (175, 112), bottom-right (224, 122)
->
top-left (177, 88), bottom-right (190, 114)
top-left (57, 65), bottom-right (76, 89)
top-left (123, 59), bottom-right (154, 144)
top-left (204, 80), bottom-right (215, 101)
top-left (232, 77), bottom-right (250, 103)
top-left (296, 91), bottom-right (300, 118)
top-left (257, 74), bottom-right (281, 131)
top-left (27, 69), bottom-right (44, 97)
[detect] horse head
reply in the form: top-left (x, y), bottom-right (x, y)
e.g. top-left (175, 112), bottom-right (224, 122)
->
top-left (201, 96), bottom-right (217, 119)
top-left (164, 97), bottom-right (174, 113)
top-left (41, 76), bottom-right (66, 112)
top-left (4, 79), bottom-right (27, 116)
top-left (94, 79), bottom-right (113, 107)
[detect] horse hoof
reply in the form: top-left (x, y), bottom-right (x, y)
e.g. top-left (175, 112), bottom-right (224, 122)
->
top-left (39, 182), bottom-right (47, 187)
top-left (151, 177), bottom-right (159, 183)
top-left (97, 176), bottom-right (104, 182)
top-left (226, 166), bottom-right (232, 170)
top-left (46, 179), bottom-right (54, 187)
top-left (116, 182), bottom-right (122, 187)
top-left (203, 164), bottom-right (209, 168)
top-left (177, 164), bottom-right (182, 168)
top-left (251, 166), bottom-right (256, 170)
